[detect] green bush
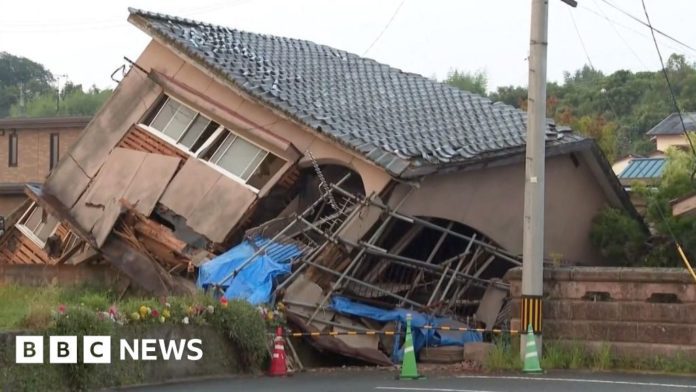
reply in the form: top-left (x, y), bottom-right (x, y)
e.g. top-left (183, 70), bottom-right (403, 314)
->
top-left (209, 300), bottom-right (268, 370)
top-left (48, 306), bottom-right (115, 391)
top-left (590, 207), bottom-right (647, 265)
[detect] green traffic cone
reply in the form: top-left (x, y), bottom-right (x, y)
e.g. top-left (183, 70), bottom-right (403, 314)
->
top-left (522, 323), bottom-right (543, 373)
top-left (399, 313), bottom-right (424, 380)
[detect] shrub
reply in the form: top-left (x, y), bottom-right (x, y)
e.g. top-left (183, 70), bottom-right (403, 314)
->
top-left (209, 300), bottom-right (268, 370)
top-left (590, 207), bottom-right (647, 265)
top-left (48, 306), bottom-right (115, 391)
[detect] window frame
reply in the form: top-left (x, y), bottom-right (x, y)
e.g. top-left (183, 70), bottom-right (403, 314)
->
top-left (140, 95), bottom-right (286, 192)
top-left (49, 133), bottom-right (59, 170)
top-left (8, 132), bottom-right (18, 167)
top-left (15, 202), bottom-right (59, 248)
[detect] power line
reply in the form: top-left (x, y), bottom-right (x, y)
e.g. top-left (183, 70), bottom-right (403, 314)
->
top-left (363, 0), bottom-right (406, 56)
top-left (590, 0), bottom-right (646, 68)
top-left (599, 0), bottom-right (696, 55)
top-left (640, 0), bottom-right (696, 161)
top-left (568, 9), bottom-right (594, 69)
top-left (578, 5), bottom-right (694, 62)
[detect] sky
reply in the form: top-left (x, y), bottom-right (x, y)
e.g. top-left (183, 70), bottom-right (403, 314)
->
top-left (2, 0), bottom-right (696, 93)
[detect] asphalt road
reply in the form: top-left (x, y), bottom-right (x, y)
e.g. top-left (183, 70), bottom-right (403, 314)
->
top-left (116, 370), bottom-right (696, 392)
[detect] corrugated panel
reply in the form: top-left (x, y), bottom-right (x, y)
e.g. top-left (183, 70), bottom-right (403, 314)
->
top-left (618, 158), bottom-right (666, 179)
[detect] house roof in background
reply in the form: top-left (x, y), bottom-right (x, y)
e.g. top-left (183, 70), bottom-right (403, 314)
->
top-left (128, 8), bottom-right (585, 178)
top-left (646, 112), bottom-right (696, 136)
top-left (618, 157), bottom-right (666, 180)
top-left (0, 116), bottom-right (91, 130)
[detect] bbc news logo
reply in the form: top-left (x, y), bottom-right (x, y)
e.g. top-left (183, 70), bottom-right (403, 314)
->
top-left (16, 336), bottom-right (203, 364)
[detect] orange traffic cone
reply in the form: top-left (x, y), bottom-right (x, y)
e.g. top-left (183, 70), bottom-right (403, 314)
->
top-left (268, 326), bottom-right (288, 377)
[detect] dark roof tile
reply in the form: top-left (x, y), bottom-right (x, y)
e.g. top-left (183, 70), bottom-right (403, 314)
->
top-left (129, 8), bottom-right (584, 177)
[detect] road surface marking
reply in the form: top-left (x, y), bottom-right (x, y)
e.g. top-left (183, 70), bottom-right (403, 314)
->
top-left (456, 375), bottom-right (696, 389)
top-left (376, 387), bottom-right (496, 392)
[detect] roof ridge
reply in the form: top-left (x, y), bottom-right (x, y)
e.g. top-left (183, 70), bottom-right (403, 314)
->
top-left (128, 8), bottom-right (583, 177)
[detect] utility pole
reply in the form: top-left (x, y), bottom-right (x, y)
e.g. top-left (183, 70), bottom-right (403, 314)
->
top-left (521, 0), bottom-right (576, 359)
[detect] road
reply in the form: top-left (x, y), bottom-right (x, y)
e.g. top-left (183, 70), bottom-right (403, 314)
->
top-left (117, 370), bottom-right (696, 392)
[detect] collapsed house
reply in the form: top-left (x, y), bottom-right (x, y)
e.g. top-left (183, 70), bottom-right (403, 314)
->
top-left (0, 9), bottom-right (639, 363)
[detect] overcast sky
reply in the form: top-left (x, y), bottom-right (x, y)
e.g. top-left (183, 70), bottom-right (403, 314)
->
top-left (2, 0), bottom-right (696, 93)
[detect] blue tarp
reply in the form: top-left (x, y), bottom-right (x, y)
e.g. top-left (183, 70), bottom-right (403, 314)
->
top-left (197, 238), bottom-right (302, 305)
top-left (330, 296), bottom-right (482, 361)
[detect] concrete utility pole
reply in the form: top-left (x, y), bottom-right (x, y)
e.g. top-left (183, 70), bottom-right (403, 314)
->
top-left (521, 0), bottom-right (549, 357)
top-left (521, 0), bottom-right (576, 358)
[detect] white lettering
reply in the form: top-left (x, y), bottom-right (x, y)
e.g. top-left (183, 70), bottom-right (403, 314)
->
top-left (186, 339), bottom-right (203, 361)
top-left (120, 339), bottom-right (139, 360)
top-left (158, 339), bottom-right (186, 360)
top-left (141, 339), bottom-right (157, 360)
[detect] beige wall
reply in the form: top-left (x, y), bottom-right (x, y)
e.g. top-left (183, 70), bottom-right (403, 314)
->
top-left (390, 154), bottom-right (609, 265)
top-left (611, 156), bottom-right (632, 175)
top-left (0, 127), bottom-right (81, 184)
top-left (656, 134), bottom-right (688, 152)
top-left (135, 40), bottom-right (392, 196)
top-left (0, 195), bottom-right (27, 218)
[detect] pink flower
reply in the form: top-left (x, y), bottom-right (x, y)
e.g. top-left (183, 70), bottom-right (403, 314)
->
top-left (108, 305), bottom-right (118, 316)
top-left (57, 304), bottom-right (66, 314)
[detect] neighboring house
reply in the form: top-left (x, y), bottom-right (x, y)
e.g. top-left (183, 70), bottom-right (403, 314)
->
top-left (617, 157), bottom-right (667, 187)
top-left (0, 116), bottom-right (89, 217)
top-left (617, 157), bottom-right (667, 215)
top-left (646, 112), bottom-right (696, 152)
top-left (0, 9), bottom-right (638, 291)
top-left (611, 154), bottom-right (643, 176)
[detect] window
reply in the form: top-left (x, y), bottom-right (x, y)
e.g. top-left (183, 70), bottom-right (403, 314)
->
top-left (8, 132), bottom-right (17, 167)
top-left (148, 97), bottom-right (220, 154)
top-left (16, 202), bottom-right (59, 247)
top-left (146, 96), bottom-right (285, 190)
top-left (50, 133), bottom-right (59, 170)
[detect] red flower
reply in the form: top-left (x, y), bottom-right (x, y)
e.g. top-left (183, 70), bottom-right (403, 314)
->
top-left (219, 297), bottom-right (229, 307)
top-left (57, 304), bottom-right (66, 314)
top-left (151, 309), bottom-right (160, 318)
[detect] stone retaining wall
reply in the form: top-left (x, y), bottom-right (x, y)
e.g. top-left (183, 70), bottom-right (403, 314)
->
top-left (505, 267), bottom-right (696, 358)
top-left (0, 263), bottom-right (124, 287)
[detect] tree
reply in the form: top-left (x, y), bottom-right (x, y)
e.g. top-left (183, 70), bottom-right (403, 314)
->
top-left (443, 69), bottom-right (487, 95)
top-left (9, 85), bottom-right (112, 117)
top-left (636, 144), bottom-right (696, 266)
top-left (0, 52), bottom-right (54, 117)
top-left (489, 85), bottom-right (528, 109)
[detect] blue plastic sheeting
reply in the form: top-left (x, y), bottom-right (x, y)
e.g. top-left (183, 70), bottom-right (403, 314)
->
top-left (197, 238), bottom-right (302, 305)
top-left (330, 296), bottom-right (482, 361)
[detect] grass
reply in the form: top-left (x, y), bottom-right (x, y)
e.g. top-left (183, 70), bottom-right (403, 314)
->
top-left (0, 283), bottom-right (264, 391)
top-left (485, 339), bottom-right (696, 374)
top-left (0, 285), bottom-right (61, 330)
top-left (0, 283), bottom-right (215, 331)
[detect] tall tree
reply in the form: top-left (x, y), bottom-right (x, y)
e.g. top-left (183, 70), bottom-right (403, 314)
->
top-left (0, 52), bottom-right (54, 117)
top-left (443, 69), bottom-right (488, 96)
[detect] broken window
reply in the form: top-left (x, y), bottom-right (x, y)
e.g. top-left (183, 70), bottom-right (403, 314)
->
top-left (15, 202), bottom-right (59, 247)
top-left (145, 95), bottom-right (285, 190)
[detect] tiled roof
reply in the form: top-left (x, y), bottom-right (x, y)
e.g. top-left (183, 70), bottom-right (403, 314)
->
top-left (647, 112), bottom-right (696, 136)
top-left (129, 9), bottom-right (586, 177)
top-left (618, 158), bottom-right (666, 180)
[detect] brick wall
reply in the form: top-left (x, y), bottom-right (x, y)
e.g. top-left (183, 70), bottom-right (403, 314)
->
top-left (0, 127), bottom-right (82, 184)
top-left (506, 267), bottom-right (696, 358)
top-left (0, 195), bottom-right (26, 218)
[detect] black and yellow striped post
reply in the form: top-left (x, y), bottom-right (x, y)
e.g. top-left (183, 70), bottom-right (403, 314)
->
top-left (520, 295), bottom-right (542, 334)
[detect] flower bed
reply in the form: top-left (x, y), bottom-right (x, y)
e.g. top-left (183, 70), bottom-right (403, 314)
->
top-left (0, 285), bottom-right (282, 391)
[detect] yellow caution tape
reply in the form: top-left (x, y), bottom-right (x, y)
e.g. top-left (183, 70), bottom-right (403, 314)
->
top-left (286, 326), bottom-right (519, 337)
